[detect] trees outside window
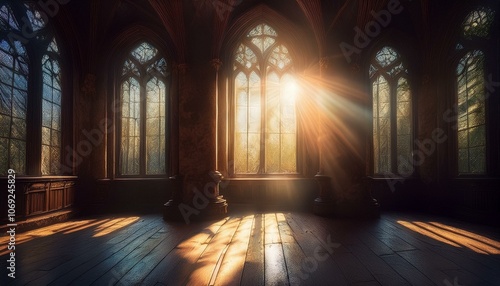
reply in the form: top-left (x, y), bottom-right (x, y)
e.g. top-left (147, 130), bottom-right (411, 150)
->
top-left (231, 23), bottom-right (298, 175)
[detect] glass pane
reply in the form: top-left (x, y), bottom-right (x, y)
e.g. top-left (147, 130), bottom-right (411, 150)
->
top-left (248, 23), bottom-right (277, 37)
top-left (234, 132), bottom-right (247, 173)
top-left (371, 46), bottom-right (405, 77)
top-left (456, 51), bottom-right (486, 174)
top-left (41, 145), bottom-right (50, 175)
top-left (235, 71), bottom-right (261, 174)
top-left (281, 133), bottom-right (296, 173)
top-left (0, 32), bottom-right (28, 175)
top-left (122, 59), bottom-right (139, 77)
top-left (458, 130), bottom-right (468, 149)
top-left (250, 36), bottom-right (275, 53)
top-left (247, 133), bottom-right (260, 173)
top-left (375, 46), bottom-right (399, 68)
top-left (247, 23), bottom-right (278, 53)
top-left (248, 72), bottom-right (261, 133)
top-left (463, 7), bottom-right (495, 39)
top-left (458, 149), bottom-right (468, 173)
top-left (146, 77), bottom-right (166, 175)
top-left (469, 125), bottom-right (485, 148)
top-left (131, 42), bottom-right (158, 64)
top-left (0, 5), bottom-right (20, 30)
top-left (269, 45), bottom-right (292, 70)
top-left (234, 44), bottom-right (258, 70)
top-left (396, 78), bottom-right (412, 175)
top-left (24, 3), bottom-right (46, 32)
top-left (41, 46), bottom-right (62, 175)
top-left (373, 76), bottom-right (391, 173)
top-left (265, 133), bottom-right (279, 173)
top-left (120, 78), bottom-right (141, 175)
top-left (10, 139), bottom-right (25, 174)
top-left (0, 114), bottom-right (8, 137)
top-left (469, 146), bottom-right (485, 173)
top-left (11, 118), bottom-right (26, 140)
top-left (266, 72), bottom-right (280, 133)
top-left (0, 138), bottom-right (7, 172)
top-left (265, 72), bottom-right (297, 173)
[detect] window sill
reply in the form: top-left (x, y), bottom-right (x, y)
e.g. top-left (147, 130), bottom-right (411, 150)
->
top-left (0, 176), bottom-right (77, 182)
top-left (109, 177), bottom-right (171, 181)
top-left (367, 175), bottom-right (417, 180)
top-left (224, 177), bottom-right (312, 181)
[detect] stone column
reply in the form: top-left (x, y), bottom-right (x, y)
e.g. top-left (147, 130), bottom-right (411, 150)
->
top-left (313, 58), bottom-right (335, 216)
top-left (164, 64), bottom-right (186, 220)
top-left (199, 58), bottom-right (228, 217)
top-left (163, 60), bottom-right (227, 222)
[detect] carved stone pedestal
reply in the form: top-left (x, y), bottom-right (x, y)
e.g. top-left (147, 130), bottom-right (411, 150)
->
top-left (198, 171), bottom-right (228, 218)
top-left (163, 172), bottom-right (228, 223)
top-left (362, 177), bottom-right (380, 218)
top-left (313, 174), bottom-right (335, 216)
top-left (335, 178), bottom-right (380, 218)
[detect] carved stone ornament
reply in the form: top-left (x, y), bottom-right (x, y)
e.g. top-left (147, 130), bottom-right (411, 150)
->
top-left (210, 58), bottom-right (223, 71)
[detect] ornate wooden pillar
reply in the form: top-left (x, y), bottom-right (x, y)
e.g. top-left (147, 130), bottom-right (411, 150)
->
top-left (313, 57), bottom-right (335, 216)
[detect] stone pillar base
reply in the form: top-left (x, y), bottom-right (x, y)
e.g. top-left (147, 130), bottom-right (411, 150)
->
top-left (163, 172), bottom-right (228, 223)
top-left (313, 174), bottom-right (334, 216)
top-left (363, 177), bottom-right (380, 218)
top-left (199, 195), bottom-right (228, 218)
top-left (199, 171), bottom-right (228, 219)
top-left (163, 175), bottom-right (184, 221)
top-left (163, 199), bottom-right (184, 221)
top-left (365, 197), bottom-right (380, 218)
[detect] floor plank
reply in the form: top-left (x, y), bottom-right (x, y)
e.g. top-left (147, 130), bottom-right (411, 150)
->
top-left (184, 217), bottom-right (242, 285)
top-left (214, 214), bottom-right (253, 286)
top-left (1, 211), bottom-right (499, 286)
top-left (240, 213), bottom-right (265, 286)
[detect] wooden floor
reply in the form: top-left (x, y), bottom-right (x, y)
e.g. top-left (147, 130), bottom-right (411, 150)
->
top-left (1, 210), bottom-right (500, 286)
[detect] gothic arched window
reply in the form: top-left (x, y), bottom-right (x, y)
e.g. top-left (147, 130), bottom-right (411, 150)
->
top-left (118, 42), bottom-right (168, 176)
top-left (456, 7), bottom-right (495, 174)
top-left (231, 23), bottom-right (298, 175)
top-left (370, 46), bottom-right (412, 175)
top-left (0, 2), bottom-right (64, 175)
top-left (41, 39), bottom-right (62, 175)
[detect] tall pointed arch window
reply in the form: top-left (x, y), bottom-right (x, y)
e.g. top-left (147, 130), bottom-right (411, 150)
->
top-left (118, 42), bottom-right (168, 176)
top-left (41, 39), bottom-right (62, 175)
top-left (370, 46), bottom-right (412, 175)
top-left (456, 7), bottom-right (495, 174)
top-left (1, 2), bottom-right (64, 176)
top-left (0, 7), bottom-right (28, 174)
top-left (231, 23), bottom-right (298, 175)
